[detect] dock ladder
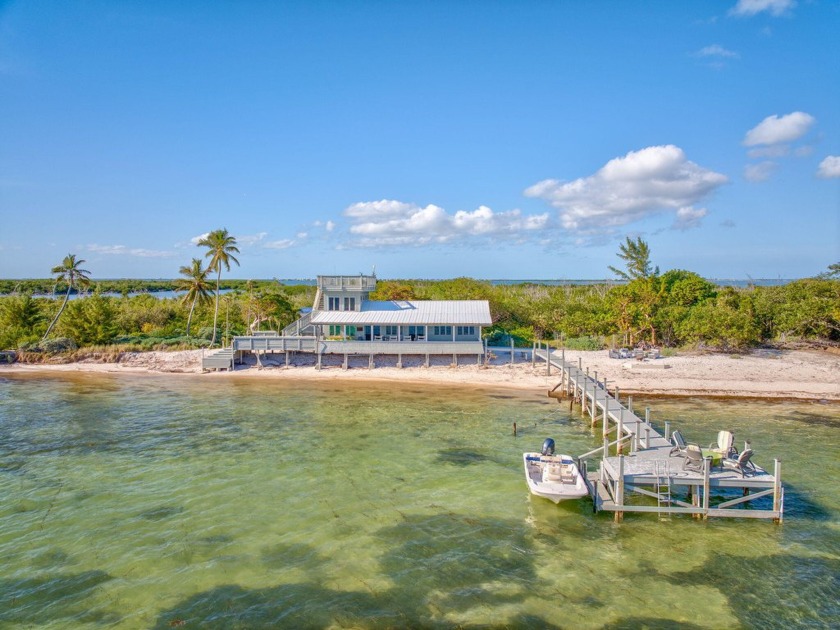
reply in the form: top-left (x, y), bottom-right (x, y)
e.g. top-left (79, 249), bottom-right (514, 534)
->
top-left (654, 460), bottom-right (672, 519)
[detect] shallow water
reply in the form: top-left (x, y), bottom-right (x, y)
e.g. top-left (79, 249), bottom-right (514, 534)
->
top-left (0, 373), bottom-right (838, 628)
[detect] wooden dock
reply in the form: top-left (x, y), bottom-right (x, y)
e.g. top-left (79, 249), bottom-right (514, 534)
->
top-left (534, 346), bottom-right (784, 522)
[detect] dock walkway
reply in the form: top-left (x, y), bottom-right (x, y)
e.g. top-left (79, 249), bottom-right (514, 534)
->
top-left (534, 347), bottom-right (784, 522)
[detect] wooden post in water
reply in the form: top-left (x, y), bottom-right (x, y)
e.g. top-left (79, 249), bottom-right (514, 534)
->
top-left (510, 338), bottom-right (514, 366)
top-left (617, 408), bottom-right (624, 454)
top-left (702, 457), bottom-right (711, 519)
top-left (645, 407), bottom-right (651, 424)
top-left (343, 352), bottom-right (348, 370)
top-left (546, 342), bottom-right (551, 376)
top-left (615, 385), bottom-right (620, 404)
top-left (628, 395), bottom-right (633, 414)
top-left (635, 421), bottom-right (641, 451)
top-left (602, 394), bottom-right (608, 438)
top-left (603, 435), bottom-right (610, 458)
top-left (615, 455), bottom-right (625, 523)
top-left (773, 459), bottom-right (783, 523)
top-left (664, 421), bottom-right (671, 442)
top-left (644, 425), bottom-right (651, 449)
top-left (531, 342), bottom-right (536, 367)
top-left (591, 381), bottom-right (597, 426)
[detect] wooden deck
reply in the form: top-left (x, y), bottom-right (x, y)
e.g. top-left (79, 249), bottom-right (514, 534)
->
top-left (534, 346), bottom-right (784, 522)
top-left (228, 335), bottom-right (486, 370)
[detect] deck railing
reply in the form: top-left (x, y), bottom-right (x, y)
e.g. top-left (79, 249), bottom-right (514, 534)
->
top-left (316, 275), bottom-right (377, 291)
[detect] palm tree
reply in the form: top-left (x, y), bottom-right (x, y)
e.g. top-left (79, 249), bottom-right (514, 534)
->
top-left (197, 229), bottom-right (240, 346)
top-left (175, 258), bottom-right (213, 337)
top-left (608, 236), bottom-right (659, 281)
top-left (41, 254), bottom-right (91, 341)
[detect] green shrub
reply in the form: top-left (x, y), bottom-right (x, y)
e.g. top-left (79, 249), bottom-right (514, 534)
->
top-left (41, 337), bottom-right (78, 354)
top-left (564, 335), bottom-right (603, 351)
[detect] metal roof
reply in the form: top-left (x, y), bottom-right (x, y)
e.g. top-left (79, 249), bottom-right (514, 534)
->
top-left (310, 300), bottom-right (492, 325)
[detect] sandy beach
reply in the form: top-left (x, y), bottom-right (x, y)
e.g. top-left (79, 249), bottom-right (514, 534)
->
top-left (2, 347), bottom-right (838, 401)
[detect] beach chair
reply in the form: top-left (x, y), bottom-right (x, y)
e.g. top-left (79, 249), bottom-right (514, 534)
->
top-left (683, 444), bottom-right (704, 472)
top-left (723, 449), bottom-right (757, 477)
top-left (669, 430), bottom-right (689, 457)
top-left (708, 430), bottom-right (737, 459)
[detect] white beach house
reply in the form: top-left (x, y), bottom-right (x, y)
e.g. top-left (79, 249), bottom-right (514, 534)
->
top-left (222, 274), bottom-right (492, 369)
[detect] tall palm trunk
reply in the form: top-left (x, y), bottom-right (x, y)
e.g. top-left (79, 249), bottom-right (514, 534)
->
top-left (186, 294), bottom-right (198, 337)
top-left (42, 287), bottom-right (71, 341)
top-left (211, 268), bottom-right (221, 346)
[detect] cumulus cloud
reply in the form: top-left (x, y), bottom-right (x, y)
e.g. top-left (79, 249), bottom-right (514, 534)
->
top-left (524, 145), bottom-right (727, 232)
top-left (744, 161), bottom-right (777, 182)
top-left (190, 233), bottom-right (209, 245)
top-left (342, 200), bottom-right (550, 247)
top-left (743, 112), bottom-right (815, 146)
top-left (237, 232), bottom-right (268, 246)
top-left (730, 0), bottom-right (796, 17)
top-left (672, 207), bottom-right (708, 231)
top-left (695, 44), bottom-right (739, 58)
top-left (817, 155), bottom-right (840, 179)
top-left (87, 244), bottom-right (175, 258)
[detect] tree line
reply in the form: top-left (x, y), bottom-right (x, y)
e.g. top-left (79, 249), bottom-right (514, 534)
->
top-left (1, 236), bottom-right (838, 353)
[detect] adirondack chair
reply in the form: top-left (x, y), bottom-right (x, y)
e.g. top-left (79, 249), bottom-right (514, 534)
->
top-left (708, 430), bottom-right (737, 459)
top-left (683, 444), bottom-right (705, 472)
top-left (723, 449), bottom-right (757, 477)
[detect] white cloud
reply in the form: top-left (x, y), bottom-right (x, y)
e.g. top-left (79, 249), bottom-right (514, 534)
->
top-left (730, 0), bottom-right (796, 17)
top-left (695, 44), bottom-right (739, 58)
top-left (295, 232), bottom-right (308, 239)
top-left (264, 239), bottom-right (297, 249)
top-left (190, 232), bottom-right (209, 245)
top-left (744, 161), bottom-right (777, 182)
top-left (342, 200), bottom-right (550, 247)
top-left (325, 220), bottom-right (335, 232)
top-left (524, 145), bottom-right (727, 232)
top-left (87, 244), bottom-right (175, 258)
top-left (237, 232), bottom-right (268, 246)
top-left (747, 145), bottom-right (789, 159)
top-left (743, 112), bottom-right (815, 146)
top-left (817, 155), bottom-right (840, 179)
top-left (672, 207), bottom-right (708, 231)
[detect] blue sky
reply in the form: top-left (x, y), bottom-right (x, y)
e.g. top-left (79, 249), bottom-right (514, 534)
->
top-left (1, 0), bottom-right (838, 280)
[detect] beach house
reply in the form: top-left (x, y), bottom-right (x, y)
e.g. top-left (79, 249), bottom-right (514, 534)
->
top-left (218, 274), bottom-right (492, 369)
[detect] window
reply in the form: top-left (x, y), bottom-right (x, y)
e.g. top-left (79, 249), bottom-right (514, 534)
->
top-left (433, 325), bottom-right (452, 337)
top-left (385, 325), bottom-right (398, 337)
top-left (328, 297), bottom-right (340, 310)
top-left (329, 325), bottom-right (341, 336)
top-left (457, 326), bottom-right (475, 336)
top-left (344, 297), bottom-right (356, 311)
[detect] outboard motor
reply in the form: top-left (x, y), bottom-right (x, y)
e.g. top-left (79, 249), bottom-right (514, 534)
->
top-left (541, 438), bottom-right (556, 456)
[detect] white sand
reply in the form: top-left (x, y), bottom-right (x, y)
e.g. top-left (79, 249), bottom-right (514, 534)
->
top-left (3, 347), bottom-right (839, 401)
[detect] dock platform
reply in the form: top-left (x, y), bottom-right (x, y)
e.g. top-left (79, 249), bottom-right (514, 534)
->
top-left (534, 346), bottom-right (784, 522)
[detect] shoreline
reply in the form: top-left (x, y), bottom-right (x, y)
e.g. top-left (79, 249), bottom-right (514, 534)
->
top-left (2, 347), bottom-right (839, 402)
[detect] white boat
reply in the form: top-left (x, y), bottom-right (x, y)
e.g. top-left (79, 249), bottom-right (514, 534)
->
top-left (523, 439), bottom-right (588, 503)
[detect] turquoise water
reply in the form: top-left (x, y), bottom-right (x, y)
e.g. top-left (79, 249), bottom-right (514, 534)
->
top-left (1, 374), bottom-right (838, 628)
